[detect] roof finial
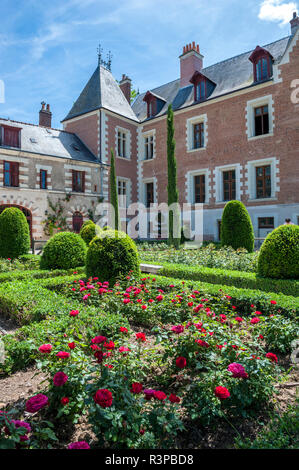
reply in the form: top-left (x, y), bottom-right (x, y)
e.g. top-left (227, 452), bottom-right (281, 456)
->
top-left (97, 43), bottom-right (103, 66)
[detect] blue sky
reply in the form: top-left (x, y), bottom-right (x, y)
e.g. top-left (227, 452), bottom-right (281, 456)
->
top-left (0, 0), bottom-right (297, 128)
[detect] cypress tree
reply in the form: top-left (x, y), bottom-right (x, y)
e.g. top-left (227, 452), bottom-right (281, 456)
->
top-left (167, 104), bottom-right (180, 248)
top-left (109, 149), bottom-right (119, 230)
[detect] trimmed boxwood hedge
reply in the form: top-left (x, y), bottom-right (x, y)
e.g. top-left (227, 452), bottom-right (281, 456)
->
top-left (221, 201), bottom-right (254, 252)
top-left (80, 222), bottom-right (101, 246)
top-left (159, 263), bottom-right (299, 297)
top-left (0, 207), bottom-right (30, 259)
top-left (258, 225), bottom-right (299, 279)
top-left (40, 232), bottom-right (87, 270)
top-left (0, 267), bottom-right (84, 284)
top-left (150, 275), bottom-right (299, 318)
top-left (86, 229), bottom-right (140, 284)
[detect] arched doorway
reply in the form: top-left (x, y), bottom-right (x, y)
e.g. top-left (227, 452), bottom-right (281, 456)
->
top-left (0, 205), bottom-right (33, 244)
top-left (72, 212), bottom-right (83, 233)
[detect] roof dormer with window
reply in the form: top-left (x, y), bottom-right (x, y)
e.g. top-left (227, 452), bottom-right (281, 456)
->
top-left (249, 46), bottom-right (273, 83)
top-left (0, 124), bottom-right (21, 149)
top-left (189, 71), bottom-right (216, 102)
top-left (143, 91), bottom-right (166, 119)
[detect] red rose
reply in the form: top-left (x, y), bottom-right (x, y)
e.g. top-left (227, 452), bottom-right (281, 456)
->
top-left (26, 394), bottom-right (49, 413)
top-left (120, 327), bottom-right (128, 333)
top-left (93, 389), bottom-right (113, 408)
top-left (169, 393), bottom-right (180, 403)
top-left (250, 317), bottom-right (260, 324)
top-left (156, 295), bottom-right (163, 302)
top-left (94, 350), bottom-right (104, 363)
top-left (266, 352), bottom-right (278, 363)
top-left (136, 332), bottom-right (146, 342)
top-left (131, 382), bottom-right (143, 394)
top-left (154, 391), bottom-right (167, 401)
top-left (70, 310), bottom-right (79, 317)
top-left (53, 371), bottom-right (68, 387)
top-left (38, 344), bottom-right (53, 354)
top-left (103, 341), bottom-right (115, 350)
top-left (270, 300), bottom-right (277, 305)
top-left (195, 339), bottom-right (209, 348)
top-left (214, 386), bottom-right (230, 400)
top-left (91, 336), bottom-right (107, 344)
top-left (235, 317), bottom-right (243, 322)
top-left (175, 356), bottom-right (187, 369)
top-left (68, 342), bottom-right (76, 350)
top-left (61, 397), bottom-right (69, 406)
top-left (56, 351), bottom-right (70, 359)
top-left (68, 441), bottom-right (90, 449)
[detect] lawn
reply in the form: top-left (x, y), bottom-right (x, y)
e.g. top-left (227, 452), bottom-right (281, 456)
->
top-left (0, 249), bottom-right (298, 449)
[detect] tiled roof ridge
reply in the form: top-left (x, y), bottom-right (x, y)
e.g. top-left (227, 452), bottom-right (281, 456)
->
top-left (0, 117), bottom-right (69, 134)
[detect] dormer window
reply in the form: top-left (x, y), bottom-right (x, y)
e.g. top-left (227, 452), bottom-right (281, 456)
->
top-left (196, 80), bottom-right (206, 101)
top-left (0, 125), bottom-right (21, 148)
top-left (249, 46), bottom-right (273, 83)
top-left (143, 91), bottom-right (166, 119)
top-left (190, 71), bottom-right (215, 102)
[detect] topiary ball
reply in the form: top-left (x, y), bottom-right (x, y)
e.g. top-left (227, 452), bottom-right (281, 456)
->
top-left (40, 232), bottom-right (87, 270)
top-left (80, 222), bottom-right (102, 246)
top-left (258, 225), bottom-right (299, 279)
top-left (80, 220), bottom-right (94, 230)
top-left (0, 207), bottom-right (30, 259)
top-left (85, 229), bottom-right (140, 284)
top-left (221, 200), bottom-right (254, 252)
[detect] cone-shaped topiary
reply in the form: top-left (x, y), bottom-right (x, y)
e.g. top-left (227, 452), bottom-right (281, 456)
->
top-left (0, 207), bottom-right (30, 259)
top-left (221, 200), bottom-right (254, 252)
top-left (258, 224), bottom-right (299, 279)
top-left (40, 232), bottom-right (87, 270)
top-left (80, 222), bottom-right (102, 246)
top-left (85, 229), bottom-right (140, 284)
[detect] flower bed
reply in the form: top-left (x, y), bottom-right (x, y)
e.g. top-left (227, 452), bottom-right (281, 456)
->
top-left (0, 272), bottom-right (298, 449)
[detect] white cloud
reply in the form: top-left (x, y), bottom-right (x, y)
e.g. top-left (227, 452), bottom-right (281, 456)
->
top-left (258, 0), bottom-right (298, 25)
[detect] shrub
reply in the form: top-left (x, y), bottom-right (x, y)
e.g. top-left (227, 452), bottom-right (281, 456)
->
top-left (40, 232), bottom-right (87, 270)
top-left (80, 222), bottom-right (101, 246)
top-left (85, 229), bottom-right (140, 284)
top-left (221, 201), bottom-right (254, 253)
top-left (0, 207), bottom-right (30, 259)
top-left (258, 225), bottom-right (299, 279)
top-left (80, 220), bottom-right (94, 230)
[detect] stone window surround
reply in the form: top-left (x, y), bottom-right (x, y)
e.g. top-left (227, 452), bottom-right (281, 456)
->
top-left (0, 155), bottom-right (29, 189)
top-left (64, 164), bottom-right (92, 194)
top-left (186, 114), bottom-right (208, 152)
top-left (245, 94), bottom-right (274, 140)
top-left (245, 157), bottom-right (279, 201)
top-left (35, 164), bottom-right (52, 190)
top-left (142, 176), bottom-right (157, 206)
top-left (117, 176), bottom-right (132, 207)
top-left (115, 125), bottom-right (131, 160)
top-left (142, 129), bottom-right (156, 161)
top-left (213, 163), bottom-right (243, 203)
top-left (185, 168), bottom-right (211, 204)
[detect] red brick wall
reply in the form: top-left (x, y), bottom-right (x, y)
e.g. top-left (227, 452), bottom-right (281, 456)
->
top-left (64, 113), bottom-right (99, 157)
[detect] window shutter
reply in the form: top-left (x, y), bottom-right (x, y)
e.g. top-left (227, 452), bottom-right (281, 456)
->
top-left (72, 170), bottom-right (75, 191)
top-left (12, 162), bottom-right (19, 187)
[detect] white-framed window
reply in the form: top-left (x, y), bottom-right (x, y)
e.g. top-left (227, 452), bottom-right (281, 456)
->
top-left (186, 168), bottom-right (211, 204)
top-left (117, 177), bottom-right (131, 207)
top-left (246, 95), bottom-right (274, 140)
top-left (116, 127), bottom-right (131, 159)
top-left (186, 114), bottom-right (208, 152)
top-left (213, 164), bottom-right (242, 203)
top-left (143, 131), bottom-right (155, 160)
top-left (245, 157), bottom-right (279, 201)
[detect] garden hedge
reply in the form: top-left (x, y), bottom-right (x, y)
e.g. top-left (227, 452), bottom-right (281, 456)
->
top-left (221, 201), bottom-right (254, 252)
top-left (40, 232), bottom-right (87, 270)
top-left (0, 267), bottom-right (84, 284)
top-left (258, 224), bottom-right (299, 279)
top-left (86, 229), bottom-right (140, 284)
top-left (0, 207), bottom-right (30, 259)
top-left (80, 222), bottom-right (101, 246)
top-left (159, 263), bottom-right (299, 296)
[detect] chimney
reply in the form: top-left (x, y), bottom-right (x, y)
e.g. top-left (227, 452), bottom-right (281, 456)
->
top-left (39, 101), bottom-right (52, 127)
top-left (180, 42), bottom-right (203, 88)
top-left (119, 74), bottom-right (132, 104)
top-left (290, 11), bottom-right (299, 35)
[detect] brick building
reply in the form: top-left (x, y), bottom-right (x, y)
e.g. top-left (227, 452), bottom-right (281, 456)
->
top-left (1, 14), bottom-right (299, 242)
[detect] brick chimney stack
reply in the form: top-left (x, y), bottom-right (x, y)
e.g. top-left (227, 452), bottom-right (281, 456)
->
top-left (290, 11), bottom-right (299, 35)
top-left (119, 74), bottom-right (132, 104)
top-left (180, 42), bottom-right (204, 88)
top-left (39, 101), bottom-right (52, 127)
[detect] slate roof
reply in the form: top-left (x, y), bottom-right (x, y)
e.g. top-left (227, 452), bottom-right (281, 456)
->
top-left (62, 65), bottom-right (139, 122)
top-left (132, 36), bottom-right (292, 122)
top-left (0, 118), bottom-right (99, 163)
